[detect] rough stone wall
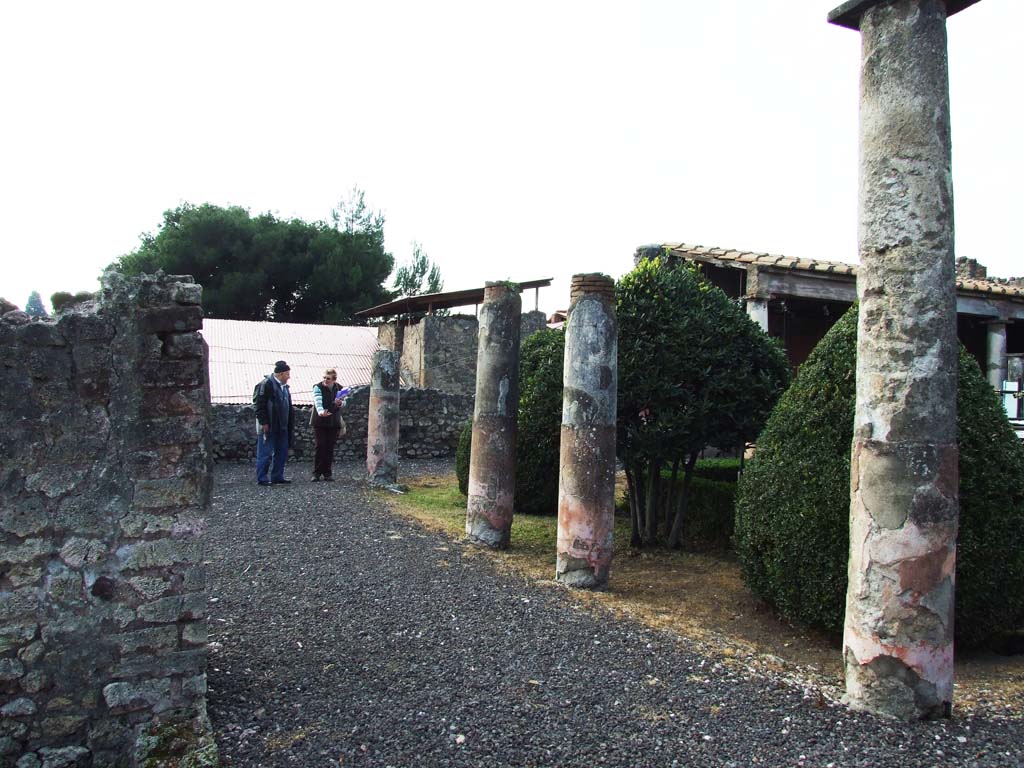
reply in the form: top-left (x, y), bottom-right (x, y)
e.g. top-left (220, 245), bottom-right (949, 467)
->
top-left (211, 386), bottom-right (473, 462)
top-left (520, 310), bottom-right (548, 340)
top-left (421, 316), bottom-right (478, 396)
top-left (376, 321), bottom-right (403, 356)
top-left (399, 322), bottom-right (427, 388)
top-left (0, 273), bottom-right (215, 765)
top-left (954, 257), bottom-right (986, 280)
top-left (382, 312), bottom-right (548, 398)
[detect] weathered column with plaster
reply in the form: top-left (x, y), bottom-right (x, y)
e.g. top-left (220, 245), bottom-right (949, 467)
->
top-left (985, 320), bottom-right (1008, 390)
top-left (556, 274), bottom-right (617, 588)
top-left (366, 349), bottom-right (400, 485)
top-left (829, 0), bottom-right (979, 720)
top-left (745, 297), bottom-right (769, 334)
top-left (466, 283), bottom-right (521, 548)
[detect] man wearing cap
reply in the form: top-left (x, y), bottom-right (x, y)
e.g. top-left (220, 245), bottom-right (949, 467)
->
top-left (253, 360), bottom-right (295, 486)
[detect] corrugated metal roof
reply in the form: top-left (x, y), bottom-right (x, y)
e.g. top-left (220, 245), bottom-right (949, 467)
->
top-left (656, 243), bottom-right (1024, 300)
top-left (355, 278), bottom-right (553, 317)
top-left (200, 319), bottom-right (379, 405)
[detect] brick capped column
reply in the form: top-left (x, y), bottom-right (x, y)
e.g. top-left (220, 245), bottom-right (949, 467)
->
top-left (829, 0), bottom-right (979, 720)
top-left (556, 274), bottom-right (617, 588)
top-left (466, 283), bottom-right (521, 548)
top-left (366, 349), bottom-right (400, 485)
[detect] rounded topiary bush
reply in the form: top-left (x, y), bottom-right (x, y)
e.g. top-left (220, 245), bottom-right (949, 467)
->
top-left (455, 419), bottom-right (472, 496)
top-left (515, 329), bottom-right (564, 515)
top-left (735, 306), bottom-right (1024, 647)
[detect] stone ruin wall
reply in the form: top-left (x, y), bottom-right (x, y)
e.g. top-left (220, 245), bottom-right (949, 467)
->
top-left (413, 316), bottom-right (479, 396)
top-left (210, 386), bottom-right (473, 462)
top-left (381, 310), bottom-right (549, 398)
top-left (0, 274), bottom-right (215, 765)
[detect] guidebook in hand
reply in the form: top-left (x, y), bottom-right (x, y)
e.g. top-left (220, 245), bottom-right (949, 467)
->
top-left (335, 387), bottom-right (350, 401)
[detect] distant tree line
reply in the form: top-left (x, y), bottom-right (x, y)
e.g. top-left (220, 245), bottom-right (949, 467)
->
top-left (112, 189), bottom-right (442, 325)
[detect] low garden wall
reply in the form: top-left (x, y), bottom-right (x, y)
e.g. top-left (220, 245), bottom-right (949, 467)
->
top-left (211, 386), bottom-right (473, 462)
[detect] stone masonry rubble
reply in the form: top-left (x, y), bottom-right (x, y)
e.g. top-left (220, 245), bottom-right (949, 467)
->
top-left (0, 272), bottom-right (216, 764)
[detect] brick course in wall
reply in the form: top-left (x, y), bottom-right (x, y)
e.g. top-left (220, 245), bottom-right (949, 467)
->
top-left (0, 272), bottom-right (216, 765)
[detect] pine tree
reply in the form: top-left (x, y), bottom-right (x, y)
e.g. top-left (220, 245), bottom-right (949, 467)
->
top-left (25, 291), bottom-right (48, 318)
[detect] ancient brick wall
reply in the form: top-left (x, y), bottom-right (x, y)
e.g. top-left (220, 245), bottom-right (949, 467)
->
top-left (210, 386), bottom-right (473, 462)
top-left (0, 273), bottom-right (215, 765)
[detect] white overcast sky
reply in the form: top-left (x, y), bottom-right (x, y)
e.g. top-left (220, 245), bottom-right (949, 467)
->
top-left (1, 1), bottom-right (1020, 316)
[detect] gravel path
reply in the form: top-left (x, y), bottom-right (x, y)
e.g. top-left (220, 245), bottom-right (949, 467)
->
top-left (205, 461), bottom-right (1022, 767)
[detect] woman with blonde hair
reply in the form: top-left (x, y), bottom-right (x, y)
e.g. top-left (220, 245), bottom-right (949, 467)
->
top-left (311, 368), bottom-right (346, 481)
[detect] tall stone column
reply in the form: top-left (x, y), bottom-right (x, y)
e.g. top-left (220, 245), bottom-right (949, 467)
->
top-left (556, 274), bottom-right (617, 588)
top-left (466, 282), bottom-right (521, 548)
top-left (367, 349), bottom-right (400, 485)
top-left (745, 297), bottom-right (769, 334)
top-left (829, 0), bottom-right (979, 720)
top-left (985, 320), bottom-right (1008, 390)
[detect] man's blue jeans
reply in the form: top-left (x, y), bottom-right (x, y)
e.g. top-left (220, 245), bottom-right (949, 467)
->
top-left (256, 428), bottom-right (290, 483)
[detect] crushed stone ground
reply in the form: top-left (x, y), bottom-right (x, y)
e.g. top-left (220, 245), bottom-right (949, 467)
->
top-left (205, 460), bottom-right (1023, 767)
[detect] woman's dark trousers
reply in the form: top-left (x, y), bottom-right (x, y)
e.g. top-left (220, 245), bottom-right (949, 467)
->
top-left (314, 427), bottom-right (339, 478)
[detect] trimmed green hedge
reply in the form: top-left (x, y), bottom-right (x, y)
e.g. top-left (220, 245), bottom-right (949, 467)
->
top-left (668, 476), bottom-right (737, 550)
top-left (694, 458), bottom-right (742, 483)
top-left (515, 329), bottom-right (565, 515)
top-left (735, 307), bottom-right (1024, 647)
top-left (455, 419), bottom-right (472, 496)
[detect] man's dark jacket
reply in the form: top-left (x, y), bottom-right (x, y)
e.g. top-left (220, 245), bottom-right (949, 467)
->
top-left (254, 374), bottom-right (295, 441)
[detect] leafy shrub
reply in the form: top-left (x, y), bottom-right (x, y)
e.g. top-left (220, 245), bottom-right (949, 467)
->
top-left (51, 290), bottom-right (95, 313)
top-left (455, 419), bottom-right (472, 496)
top-left (694, 458), bottom-right (742, 483)
top-left (616, 255), bottom-right (790, 547)
top-left (515, 329), bottom-right (564, 515)
top-left (735, 306), bottom-right (1024, 647)
top-left (653, 474), bottom-right (736, 550)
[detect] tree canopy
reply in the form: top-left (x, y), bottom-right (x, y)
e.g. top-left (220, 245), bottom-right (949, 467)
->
top-left (24, 291), bottom-right (48, 318)
top-left (392, 243), bottom-right (443, 298)
top-left (388, 242), bottom-right (447, 319)
top-left (114, 190), bottom-right (395, 324)
top-left (616, 254), bottom-right (790, 547)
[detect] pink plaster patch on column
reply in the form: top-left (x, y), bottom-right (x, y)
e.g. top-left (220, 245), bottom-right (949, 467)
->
top-left (844, 624), bottom-right (954, 701)
top-left (898, 547), bottom-right (955, 596)
top-left (557, 491), bottom-right (613, 571)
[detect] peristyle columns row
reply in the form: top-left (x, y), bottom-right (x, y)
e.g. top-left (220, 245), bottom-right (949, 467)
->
top-left (465, 276), bottom-right (619, 589)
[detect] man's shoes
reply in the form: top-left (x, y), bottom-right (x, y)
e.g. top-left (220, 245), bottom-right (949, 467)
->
top-left (271, 479), bottom-right (292, 485)
top-left (257, 481), bottom-right (271, 486)
top-left (312, 474), bottom-right (321, 482)
top-left (323, 476), bottom-right (335, 482)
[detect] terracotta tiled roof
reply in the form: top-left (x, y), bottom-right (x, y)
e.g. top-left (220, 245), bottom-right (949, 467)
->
top-left (657, 243), bottom-right (1024, 299)
top-left (200, 319), bottom-right (379, 405)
